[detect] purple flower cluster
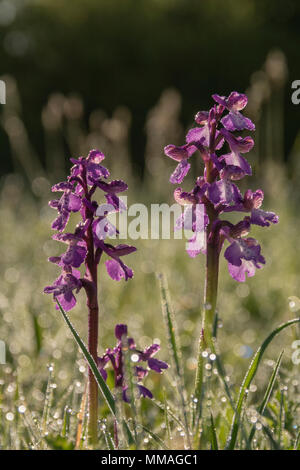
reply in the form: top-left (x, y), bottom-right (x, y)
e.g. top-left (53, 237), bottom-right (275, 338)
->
top-left (44, 150), bottom-right (136, 310)
top-left (98, 324), bottom-right (169, 401)
top-left (164, 92), bottom-right (278, 282)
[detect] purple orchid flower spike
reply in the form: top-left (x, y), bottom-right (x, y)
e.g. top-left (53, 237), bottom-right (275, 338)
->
top-left (164, 92), bottom-right (278, 374)
top-left (44, 149), bottom-right (136, 444)
top-left (45, 149), bottom-right (136, 311)
top-left (97, 324), bottom-right (169, 402)
top-left (165, 91), bottom-right (278, 280)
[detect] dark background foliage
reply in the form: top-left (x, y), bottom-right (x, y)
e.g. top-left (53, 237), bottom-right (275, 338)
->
top-left (0, 0), bottom-right (300, 175)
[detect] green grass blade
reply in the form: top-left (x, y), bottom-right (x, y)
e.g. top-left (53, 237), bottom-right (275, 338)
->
top-left (41, 364), bottom-right (54, 436)
top-left (198, 314), bottom-right (235, 418)
top-left (122, 336), bottom-right (139, 448)
top-left (259, 350), bottom-right (283, 417)
top-left (212, 344), bottom-right (235, 409)
top-left (61, 405), bottom-right (70, 438)
top-left (31, 310), bottom-right (43, 355)
top-left (277, 389), bottom-right (284, 448)
top-left (294, 430), bottom-right (300, 450)
top-left (262, 424), bottom-right (280, 450)
top-left (210, 412), bottom-right (218, 450)
top-left (226, 318), bottom-right (300, 450)
top-left (152, 399), bottom-right (185, 429)
top-left (247, 350), bottom-right (283, 447)
top-left (158, 273), bottom-right (183, 382)
top-left (55, 298), bottom-right (116, 417)
top-left (102, 426), bottom-right (116, 450)
top-left (163, 390), bottom-right (171, 444)
top-left (140, 424), bottom-right (169, 450)
top-left (122, 420), bottom-right (135, 447)
top-left (157, 273), bottom-right (191, 448)
top-left (212, 311), bottom-right (219, 339)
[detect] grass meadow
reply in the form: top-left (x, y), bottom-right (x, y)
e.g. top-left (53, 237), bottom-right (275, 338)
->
top-left (0, 75), bottom-right (300, 450)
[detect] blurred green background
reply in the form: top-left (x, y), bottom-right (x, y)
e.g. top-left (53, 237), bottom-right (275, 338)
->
top-left (1, 0), bottom-right (300, 177)
top-left (0, 0), bottom-right (300, 449)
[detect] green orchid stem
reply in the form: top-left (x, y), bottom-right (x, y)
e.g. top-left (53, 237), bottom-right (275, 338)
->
top-left (194, 205), bottom-right (220, 423)
top-left (203, 234), bottom-right (220, 342)
top-left (85, 221), bottom-right (99, 446)
top-left (87, 303), bottom-right (99, 445)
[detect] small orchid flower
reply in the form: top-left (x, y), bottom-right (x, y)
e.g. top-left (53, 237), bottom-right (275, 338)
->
top-left (212, 91), bottom-right (255, 131)
top-left (224, 189), bottom-right (279, 227)
top-left (97, 325), bottom-right (169, 402)
top-left (94, 179), bottom-right (128, 211)
top-left (224, 237), bottom-right (266, 282)
top-left (44, 267), bottom-right (82, 311)
top-left (208, 167), bottom-right (242, 206)
top-left (164, 143), bottom-right (197, 184)
top-left (219, 128), bottom-right (253, 175)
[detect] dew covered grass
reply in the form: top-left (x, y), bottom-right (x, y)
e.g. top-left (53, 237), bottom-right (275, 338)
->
top-left (0, 159), bottom-right (299, 450)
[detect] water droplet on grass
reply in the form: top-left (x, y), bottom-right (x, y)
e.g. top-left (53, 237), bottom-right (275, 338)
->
top-left (131, 353), bottom-right (139, 363)
top-left (6, 412), bottom-right (14, 421)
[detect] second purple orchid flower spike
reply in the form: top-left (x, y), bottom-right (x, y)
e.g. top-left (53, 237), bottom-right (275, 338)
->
top-left (164, 91), bottom-right (278, 283)
top-left (164, 90), bottom-right (279, 417)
